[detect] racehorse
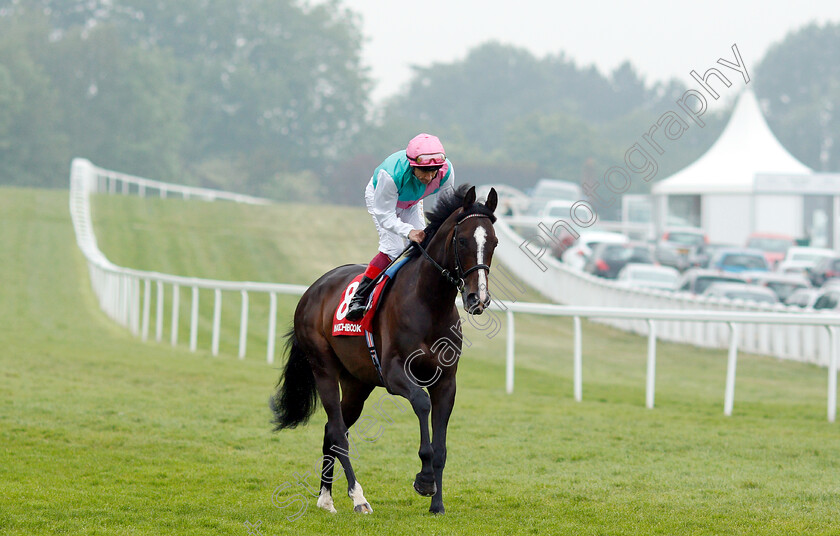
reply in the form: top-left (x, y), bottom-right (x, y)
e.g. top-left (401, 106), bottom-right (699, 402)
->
top-left (270, 184), bottom-right (498, 515)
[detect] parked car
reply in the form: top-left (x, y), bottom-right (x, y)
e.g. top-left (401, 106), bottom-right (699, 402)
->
top-left (785, 287), bottom-right (820, 308)
top-left (686, 242), bottom-right (733, 269)
top-left (813, 288), bottom-right (840, 311)
top-left (807, 256), bottom-right (840, 287)
top-left (744, 233), bottom-right (796, 268)
top-left (616, 263), bottom-right (680, 290)
top-left (702, 282), bottom-right (779, 304)
top-left (583, 242), bottom-right (654, 279)
top-left (740, 271), bottom-right (810, 303)
top-left (676, 268), bottom-right (745, 295)
top-left (659, 227), bottom-right (708, 269)
top-left (561, 231), bottom-right (628, 270)
top-left (821, 278), bottom-right (840, 290)
top-left (526, 178), bottom-right (582, 216)
top-left (539, 199), bottom-right (574, 220)
top-left (777, 246), bottom-right (835, 276)
top-left (477, 184), bottom-right (529, 217)
top-left (653, 244), bottom-right (688, 272)
top-left (785, 287), bottom-right (840, 310)
top-left (708, 248), bottom-right (769, 273)
top-left (660, 227), bottom-right (708, 255)
top-left (537, 200), bottom-right (577, 256)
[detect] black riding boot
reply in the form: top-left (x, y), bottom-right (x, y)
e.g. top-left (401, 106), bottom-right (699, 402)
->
top-left (345, 276), bottom-right (376, 321)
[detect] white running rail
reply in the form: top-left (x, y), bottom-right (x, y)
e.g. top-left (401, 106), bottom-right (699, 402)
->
top-left (491, 301), bottom-right (840, 421)
top-left (69, 158), bottom-right (306, 364)
top-left (68, 159), bottom-right (840, 420)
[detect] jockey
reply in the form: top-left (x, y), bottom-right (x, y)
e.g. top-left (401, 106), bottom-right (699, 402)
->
top-left (345, 133), bottom-right (455, 321)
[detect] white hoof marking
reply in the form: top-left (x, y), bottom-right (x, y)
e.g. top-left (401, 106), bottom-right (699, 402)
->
top-left (317, 487), bottom-right (337, 513)
top-left (349, 482), bottom-right (372, 514)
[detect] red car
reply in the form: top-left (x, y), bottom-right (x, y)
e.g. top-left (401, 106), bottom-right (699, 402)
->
top-left (745, 233), bottom-right (796, 268)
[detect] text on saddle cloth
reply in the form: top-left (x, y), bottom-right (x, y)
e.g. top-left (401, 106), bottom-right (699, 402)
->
top-left (332, 258), bottom-right (409, 336)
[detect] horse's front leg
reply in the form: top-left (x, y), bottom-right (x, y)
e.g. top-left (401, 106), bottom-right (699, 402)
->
top-left (384, 365), bottom-right (437, 498)
top-left (408, 387), bottom-right (437, 497)
top-left (428, 377), bottom-right (456, 514)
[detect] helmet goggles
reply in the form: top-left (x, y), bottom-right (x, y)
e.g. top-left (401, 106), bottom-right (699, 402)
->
top-left (409, 152), bottom-right (446, 167)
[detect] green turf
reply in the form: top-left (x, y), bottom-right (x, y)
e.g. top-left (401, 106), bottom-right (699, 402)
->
top-left (2, 187), bottom-right (839, 535)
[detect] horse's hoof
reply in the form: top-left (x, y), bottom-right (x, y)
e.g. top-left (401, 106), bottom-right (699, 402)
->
top-left (316, 492), bottom-right (338, 513)
top-left (413, 477), bottom-right (437, 497)
top-left (316, 500), bottom-right (337, 514)
top-left (319, 504), bottom-right (337, 514)
top-left (429, 504), bottom-right (445, 515)
top-left (353, 502), bottom-right (373, 514)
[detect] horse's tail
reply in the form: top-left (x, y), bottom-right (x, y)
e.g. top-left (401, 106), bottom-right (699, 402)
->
top-left (270, 329), bottom-right (319, 431)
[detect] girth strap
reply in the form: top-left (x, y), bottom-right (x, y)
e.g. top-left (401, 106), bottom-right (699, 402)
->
top-left (364, 330), bottom-right (391, 393)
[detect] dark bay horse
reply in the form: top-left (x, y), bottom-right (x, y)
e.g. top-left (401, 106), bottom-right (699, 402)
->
top-left (270, 184), bottom-right (498, 515)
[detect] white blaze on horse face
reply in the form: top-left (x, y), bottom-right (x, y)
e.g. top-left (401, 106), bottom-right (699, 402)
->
top-left (317, 487), bottom-right (337, 513)
top-left (474, 226), bottom-right (488, 302)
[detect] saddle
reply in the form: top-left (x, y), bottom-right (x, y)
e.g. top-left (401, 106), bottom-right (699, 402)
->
top-left (332, 258), bottom-right (409, 337)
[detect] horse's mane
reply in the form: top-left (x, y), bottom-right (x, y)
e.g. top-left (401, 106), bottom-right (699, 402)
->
top-left (407, 183), bottom-right (497, 259)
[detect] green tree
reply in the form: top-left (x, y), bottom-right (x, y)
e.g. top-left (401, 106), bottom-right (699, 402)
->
top-left (609, 61), bottom-right (648, 112)
top-left (378, 42), bottom-right (660, 159)
top-left (96, 0), bottom-right (370, 188)
top-left (0, 13), bottom-right (69, 187)
top-left (503, 111), bottom-right (619, 187)
top-left (0, 0), bottom-right (370, 197)
top-left (38, 24), bottom-right (187, 182)
top-left (0, 65), bottom-right (18, 149)
top-left (370, 41), bottom-right (689, 191)
top-left (755, 22), bottom-right (840, 171)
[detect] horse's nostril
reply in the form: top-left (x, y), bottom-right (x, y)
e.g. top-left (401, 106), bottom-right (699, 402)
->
top-left (465, 293), bottom-right (486, 315)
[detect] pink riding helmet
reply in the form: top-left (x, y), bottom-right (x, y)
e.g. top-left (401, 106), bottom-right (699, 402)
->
top-left (406, 133), bottom-right (446, 167)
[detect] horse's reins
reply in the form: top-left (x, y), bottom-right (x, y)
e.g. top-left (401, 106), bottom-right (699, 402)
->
top-left (412, 213), bottom-right (492, 292)
top-left (364, 213), bottom-right (492, 391)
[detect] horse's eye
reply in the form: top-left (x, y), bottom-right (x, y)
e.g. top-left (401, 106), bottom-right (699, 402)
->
top-left (458, 237), bottom-right (468, 246)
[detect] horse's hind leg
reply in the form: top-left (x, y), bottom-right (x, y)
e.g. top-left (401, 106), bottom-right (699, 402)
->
top-left (341, 375), bottom-right (375, 513)
top-left (316, 426), bottom-right (339, 513)
top-left (310, 363), bottom-right (374, 514)
top-left (316, 374), bottom-right (374, 514)
top-left (313, 371), bottom-right (365, 513)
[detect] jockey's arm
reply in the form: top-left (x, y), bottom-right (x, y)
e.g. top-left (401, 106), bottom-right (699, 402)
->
top-left (370, 170), bottom-right (415, 238)
top-left (404, 169), bottom-right (453, 243)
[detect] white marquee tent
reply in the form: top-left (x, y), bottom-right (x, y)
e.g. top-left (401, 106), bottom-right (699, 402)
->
top-left (651, 89), bottom-right (836, 248)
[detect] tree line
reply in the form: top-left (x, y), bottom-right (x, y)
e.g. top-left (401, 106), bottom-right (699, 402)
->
top-left (0, 2), bottom-right (837, 205)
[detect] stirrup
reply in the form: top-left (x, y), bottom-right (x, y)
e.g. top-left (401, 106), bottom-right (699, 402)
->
top-left (345, 299), bottom-right (368, 321)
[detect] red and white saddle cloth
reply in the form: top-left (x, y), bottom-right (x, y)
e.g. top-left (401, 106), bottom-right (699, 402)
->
top-left (332, 274), bottom-right (390, 336)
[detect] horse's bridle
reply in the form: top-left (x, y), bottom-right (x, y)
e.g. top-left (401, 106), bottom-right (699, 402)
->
top-left (412, 213), bottom-right (492, 292)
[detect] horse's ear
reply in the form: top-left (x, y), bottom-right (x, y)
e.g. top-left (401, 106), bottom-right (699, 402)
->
top-left (463, 186), bottom-right (476, 209)
top-left (485, 188), bottom-right (498, 213)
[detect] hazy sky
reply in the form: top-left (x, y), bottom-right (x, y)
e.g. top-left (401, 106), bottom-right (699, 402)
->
top-left (342, 0), bottom-right (840, 105)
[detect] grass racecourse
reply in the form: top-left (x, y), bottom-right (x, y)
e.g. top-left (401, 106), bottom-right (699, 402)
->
top-left (3, 186), bottom-right (840, 536)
